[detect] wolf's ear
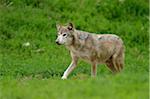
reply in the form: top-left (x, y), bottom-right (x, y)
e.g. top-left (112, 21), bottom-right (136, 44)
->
top-left (67, 22), bottom-right (74, 31)
top-left (56, 24), bottom-right (61, 30)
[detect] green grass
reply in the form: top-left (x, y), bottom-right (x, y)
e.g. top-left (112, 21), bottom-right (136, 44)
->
top-left (0, 75), bottom-right (148, 99)
top-left (0, 0), bottom-right (149, 99)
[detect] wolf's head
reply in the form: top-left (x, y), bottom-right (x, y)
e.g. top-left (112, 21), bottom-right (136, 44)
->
top-left (55, 23), bottom-right (74, 45)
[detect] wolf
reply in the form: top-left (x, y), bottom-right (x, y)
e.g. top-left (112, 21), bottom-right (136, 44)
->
top-left (55, 23), bottom-right (124, 79)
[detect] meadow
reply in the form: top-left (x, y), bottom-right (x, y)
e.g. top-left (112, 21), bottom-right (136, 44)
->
top-left (0, 0), bottom-right (149, 99)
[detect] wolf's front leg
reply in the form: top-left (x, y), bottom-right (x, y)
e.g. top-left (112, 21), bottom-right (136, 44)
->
top-left (91, 63), bottom-right (97, 77)
top-left (62, 55), bottom-right (78, 79)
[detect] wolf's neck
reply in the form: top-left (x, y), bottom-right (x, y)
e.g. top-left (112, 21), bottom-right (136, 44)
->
top-left (66, 29), bottom-right (89, 50)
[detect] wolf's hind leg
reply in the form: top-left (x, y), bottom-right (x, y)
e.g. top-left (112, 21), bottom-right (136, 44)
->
top-left (106, 59), bottom-right (117, 73)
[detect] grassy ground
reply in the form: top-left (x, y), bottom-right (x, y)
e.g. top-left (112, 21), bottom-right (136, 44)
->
top-left (0, 0), bottom-right (149, 99)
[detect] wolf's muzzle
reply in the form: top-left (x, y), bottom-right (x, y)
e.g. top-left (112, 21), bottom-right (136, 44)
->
top-left (56, 41), bottom-right (61, 45)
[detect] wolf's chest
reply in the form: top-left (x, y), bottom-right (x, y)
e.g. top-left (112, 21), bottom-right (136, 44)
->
top-left (70, 46), bottom-right (92, 59)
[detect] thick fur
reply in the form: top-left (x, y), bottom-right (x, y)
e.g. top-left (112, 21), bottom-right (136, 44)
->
top-left (56, 23), bottom-right (124, 79)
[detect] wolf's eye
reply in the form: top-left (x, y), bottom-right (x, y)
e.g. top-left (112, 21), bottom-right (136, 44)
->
top-left (63, 34), bottom-right (67, 36)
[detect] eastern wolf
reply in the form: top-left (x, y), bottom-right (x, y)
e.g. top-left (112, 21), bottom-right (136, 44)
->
top-left (55, 23), bottom-right (124, 79)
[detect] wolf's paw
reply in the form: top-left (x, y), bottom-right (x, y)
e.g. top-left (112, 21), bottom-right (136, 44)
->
top-left (61, 76), bottom-right (67, 80)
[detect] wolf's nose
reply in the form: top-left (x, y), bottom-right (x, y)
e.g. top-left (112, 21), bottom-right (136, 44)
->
top-left (56, 41), bottom-right (60, 45)
top-left (56, 41), bottom-right (58, 44)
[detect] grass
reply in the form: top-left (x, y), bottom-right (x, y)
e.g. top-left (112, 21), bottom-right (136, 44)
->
top-left (0, 0), bottom-right (149, 99)
top-left (0, 75), bottom-right (148, 99)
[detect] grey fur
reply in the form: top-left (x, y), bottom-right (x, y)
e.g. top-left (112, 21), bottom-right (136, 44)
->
top-left (56, 23), bottom-right (125, 79)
